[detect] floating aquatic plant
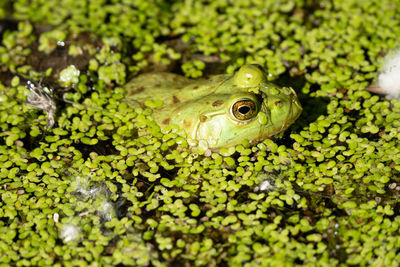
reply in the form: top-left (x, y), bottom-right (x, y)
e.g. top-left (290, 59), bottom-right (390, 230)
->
top-left (1, 0), bottom-right (400, 266)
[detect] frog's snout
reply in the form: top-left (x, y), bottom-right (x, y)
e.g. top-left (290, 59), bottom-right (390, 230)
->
top-left (290, 88), bottom-right (302, 113)
top-left (285, 89), bottom-right (302, 129)
top-left (269, 87), bottom-right (301, 131)
top-left (292, 97), bottom-right (302, 113)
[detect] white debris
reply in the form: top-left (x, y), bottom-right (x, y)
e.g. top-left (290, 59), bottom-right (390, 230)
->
top-left (72, 175), bottom-right (91, 196)
top-left (378, 49), bottom-right (400, 99)
top-left (72, 175), bottom-right (116, 221)
top-left (98, 201), bottom-right (116, 222)
top-left (60, 224), bottom-right (80, 243)
top-left (254, 175), bottom-right (277, 192)
top-left (259, 179), bottom-right (274, 191)
top-left (53, 213), bottom-right (59, 223)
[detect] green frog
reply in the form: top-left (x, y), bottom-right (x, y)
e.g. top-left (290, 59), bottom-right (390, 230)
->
top-left (125, 64), bottom-right (302, 150)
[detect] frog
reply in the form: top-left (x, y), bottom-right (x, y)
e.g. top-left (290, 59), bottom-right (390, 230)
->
top-left (125, 64), bottom-right (302, 150)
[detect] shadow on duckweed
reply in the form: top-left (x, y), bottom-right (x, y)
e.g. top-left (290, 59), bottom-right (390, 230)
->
top-left (0, 18), bottom-right (18, 37)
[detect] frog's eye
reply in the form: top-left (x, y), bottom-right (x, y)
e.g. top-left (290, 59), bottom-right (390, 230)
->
top-left (232, 99), bottom-right (257, 120)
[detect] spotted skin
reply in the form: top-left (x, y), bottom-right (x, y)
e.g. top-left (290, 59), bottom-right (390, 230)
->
top-left (125, 65), bottom-right (302, 150)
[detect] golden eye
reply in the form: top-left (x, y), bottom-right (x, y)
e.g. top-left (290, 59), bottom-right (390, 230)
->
top-left (232, 99), bottom-right (257, 120)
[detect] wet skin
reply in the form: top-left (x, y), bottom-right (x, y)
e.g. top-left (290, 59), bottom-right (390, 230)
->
top-left (125, 64), bottom-right (302, 150)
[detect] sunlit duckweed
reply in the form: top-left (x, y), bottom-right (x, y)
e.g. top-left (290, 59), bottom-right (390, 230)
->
top-left (1, 0), bottom-right (400, 266)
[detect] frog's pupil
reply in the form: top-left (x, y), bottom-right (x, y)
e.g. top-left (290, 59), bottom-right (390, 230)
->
top-left (239, 106), bottom-right (250, 114)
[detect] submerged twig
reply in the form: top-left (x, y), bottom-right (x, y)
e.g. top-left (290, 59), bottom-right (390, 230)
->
top-left (25, 80), bottom-right (56, 128)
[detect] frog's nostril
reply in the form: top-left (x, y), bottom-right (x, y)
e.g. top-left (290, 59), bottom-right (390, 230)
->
top-left (274, 99), bottom-right (282, 106)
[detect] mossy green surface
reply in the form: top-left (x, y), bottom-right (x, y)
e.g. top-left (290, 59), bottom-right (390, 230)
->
top-left (1, 0), bottom-right (400, 266)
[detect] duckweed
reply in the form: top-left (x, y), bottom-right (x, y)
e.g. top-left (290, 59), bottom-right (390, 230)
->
top-left (1, 0), bottom-right (400, 266)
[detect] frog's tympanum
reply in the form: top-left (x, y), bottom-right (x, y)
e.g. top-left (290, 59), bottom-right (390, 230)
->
top-left (125, 64), bottom-right (302, 150)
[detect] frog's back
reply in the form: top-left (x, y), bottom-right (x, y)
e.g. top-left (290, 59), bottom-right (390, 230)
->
top-left (125, 72), bottom-right (191, 101)
top-left (125, 72), bottom-right (229, 106)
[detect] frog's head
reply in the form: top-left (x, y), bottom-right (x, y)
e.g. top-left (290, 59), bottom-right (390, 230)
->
top-left (188, 64), bottom-right (302, 150)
